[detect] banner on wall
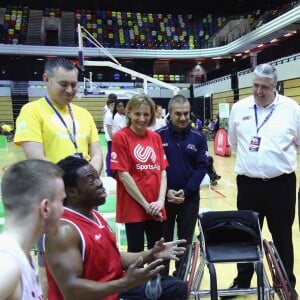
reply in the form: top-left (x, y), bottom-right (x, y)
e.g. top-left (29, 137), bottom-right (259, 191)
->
top-left (218, 103), bottom-right (229, 130)
top-left (214, 128), bottom-right (231, 157)
top-left (214, 103), bottom-right (231, 156)
top-left (218, 103), bottom-right (229, 119)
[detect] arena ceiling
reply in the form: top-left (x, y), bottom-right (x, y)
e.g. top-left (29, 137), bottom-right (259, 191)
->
top-left (3, 0), bottom-right (296, 14)
top-left (1, 0), bottom-right (299, 81)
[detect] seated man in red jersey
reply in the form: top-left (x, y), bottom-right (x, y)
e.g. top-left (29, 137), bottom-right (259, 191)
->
top-left (44, 155), bottom-right (188, 300)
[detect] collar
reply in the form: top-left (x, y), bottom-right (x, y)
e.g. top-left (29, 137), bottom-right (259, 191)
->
top-left (168, 121), bottom-right (191, 136)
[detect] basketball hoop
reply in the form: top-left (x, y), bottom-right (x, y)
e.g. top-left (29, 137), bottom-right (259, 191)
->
top-left (77, 24), bottom-right (179, 96)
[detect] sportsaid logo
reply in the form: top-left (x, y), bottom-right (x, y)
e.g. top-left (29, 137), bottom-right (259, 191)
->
top-left (134, 144), bottom-right (156, 163)
top-left (134, 144), bottom-right (160, 171)
top-left (110, 151), bottom-right (117, 163)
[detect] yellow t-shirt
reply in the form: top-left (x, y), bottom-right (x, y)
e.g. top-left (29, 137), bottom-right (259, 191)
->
top-left (14, 97), bottom-right (99, 163)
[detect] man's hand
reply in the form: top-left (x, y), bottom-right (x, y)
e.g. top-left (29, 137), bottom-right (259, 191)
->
top-left (152, 238), bottom-right (186, 261)
top-left (121, 257), bottom-right (164, 290)
top-left (167, 189), bottom-right (185, 204)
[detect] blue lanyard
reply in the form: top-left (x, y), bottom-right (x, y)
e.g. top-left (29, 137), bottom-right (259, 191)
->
top-left (254, 104), bottom-right (275, 134)
top-left (45, 96), bottom-right (78, 151)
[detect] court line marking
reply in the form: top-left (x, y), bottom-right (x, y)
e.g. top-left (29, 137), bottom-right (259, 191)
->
top-left (211, 187), bottom-right (226, 198)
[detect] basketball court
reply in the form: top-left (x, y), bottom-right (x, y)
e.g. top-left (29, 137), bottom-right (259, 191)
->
top-left (0, 138), bottom-right (299, 298)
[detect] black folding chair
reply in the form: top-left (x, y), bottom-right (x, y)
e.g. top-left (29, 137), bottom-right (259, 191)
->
top-left (191, 210), bottom-right (266, 300)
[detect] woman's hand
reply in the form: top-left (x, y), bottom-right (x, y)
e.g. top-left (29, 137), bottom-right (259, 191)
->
top-left (146, 202), bottom-right (164, 222)
top-left (167, 189), bottom-right (185, 204)
top-left (147, 201), bottom-right (163, 216)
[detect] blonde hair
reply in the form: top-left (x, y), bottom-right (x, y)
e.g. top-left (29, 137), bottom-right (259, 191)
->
top-left (125, 94), bottom-right (156, 127)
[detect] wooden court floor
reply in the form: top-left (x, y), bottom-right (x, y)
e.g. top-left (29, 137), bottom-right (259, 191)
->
top-left (0, 141), bottom-right (299, 298)
top-left (195, 142), bottom-right (300, 299)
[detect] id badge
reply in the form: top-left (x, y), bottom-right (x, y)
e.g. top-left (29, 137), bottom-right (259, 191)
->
top-left (73, 152), bottom-right (83, 159)
top-left (249, 136), bottom-right (261, 152)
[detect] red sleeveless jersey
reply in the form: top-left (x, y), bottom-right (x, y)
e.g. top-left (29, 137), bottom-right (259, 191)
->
top-left (46, 208), bottom-right (124, 300)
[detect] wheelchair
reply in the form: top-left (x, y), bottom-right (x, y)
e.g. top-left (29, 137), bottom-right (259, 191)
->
top-left (176, 210), bottom-right (293, 300)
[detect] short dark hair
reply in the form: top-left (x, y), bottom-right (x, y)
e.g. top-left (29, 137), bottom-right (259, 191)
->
top-left (57, 156), bottom-right (89, 188)
top-left (44, 57), bottom-right (78, 77)
top-left (108, 93), bottom-right (117, 101)
top-left (168, 94), bottom-right (190, 111)
top-left (106, 98), bottom-right (116, 106)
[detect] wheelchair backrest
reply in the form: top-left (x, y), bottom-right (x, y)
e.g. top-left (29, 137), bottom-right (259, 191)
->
top-left (198, 210), bottom-right (261, 246)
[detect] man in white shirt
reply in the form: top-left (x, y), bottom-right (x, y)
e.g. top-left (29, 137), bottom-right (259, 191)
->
top-left (226, 63), bottom-right (300, 300)
top-left (0, 159), bottom-right (65, 300)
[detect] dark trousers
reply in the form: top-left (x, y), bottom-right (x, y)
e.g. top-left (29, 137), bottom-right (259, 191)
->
top-left (163, 196), bottom-right (199, 275)
top-left (105, 141), bottom-right (112, 176)
top-left (125, 220), bottom-right (165, 252)
top-left (207, 155), bottom-right (218, 180)
top-left (119, 275), bottom-right (188, 300)
top-left (234, 173), bottom-right (296, 288)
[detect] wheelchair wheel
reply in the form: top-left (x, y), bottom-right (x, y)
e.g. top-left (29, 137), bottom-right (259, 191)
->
top-left (263, 239), bottom-right (293, 300)
top-left (176, 241), bottom-right (200, 295)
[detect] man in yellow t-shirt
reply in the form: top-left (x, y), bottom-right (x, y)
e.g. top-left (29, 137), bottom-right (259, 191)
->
top-left (14, 57), bottom-right (103, 298)
top-left (14, 96), bottom-right (99, 163)
top-left (14, 57), bottom-right (102, 171)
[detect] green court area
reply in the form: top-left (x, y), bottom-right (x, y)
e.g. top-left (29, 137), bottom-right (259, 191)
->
top-left (98, 194), bottom-right (127, 248)
top-left (99, 193), bottom-right (116, 214)
top-left (99, 133), bottom-right (106, 147)
top-left (98, 194), bottom-right (116, 231)
top-left (0, 135), bottom-right (8, 149)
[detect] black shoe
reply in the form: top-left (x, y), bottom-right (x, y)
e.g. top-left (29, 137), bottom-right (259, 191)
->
top-left (220, 283), bottom-right (250, 299)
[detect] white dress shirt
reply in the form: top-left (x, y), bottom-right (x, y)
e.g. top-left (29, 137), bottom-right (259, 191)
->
top-left (228, 92), bottom-right (300, 178)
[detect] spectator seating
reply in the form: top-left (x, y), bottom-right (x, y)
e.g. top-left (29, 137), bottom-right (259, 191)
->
top-left (0, 3), bottom-right (297, 49)
top-left (1, 5), bottom-right (29, 44)
top-left (75, 9), bottom-right (227, 50)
